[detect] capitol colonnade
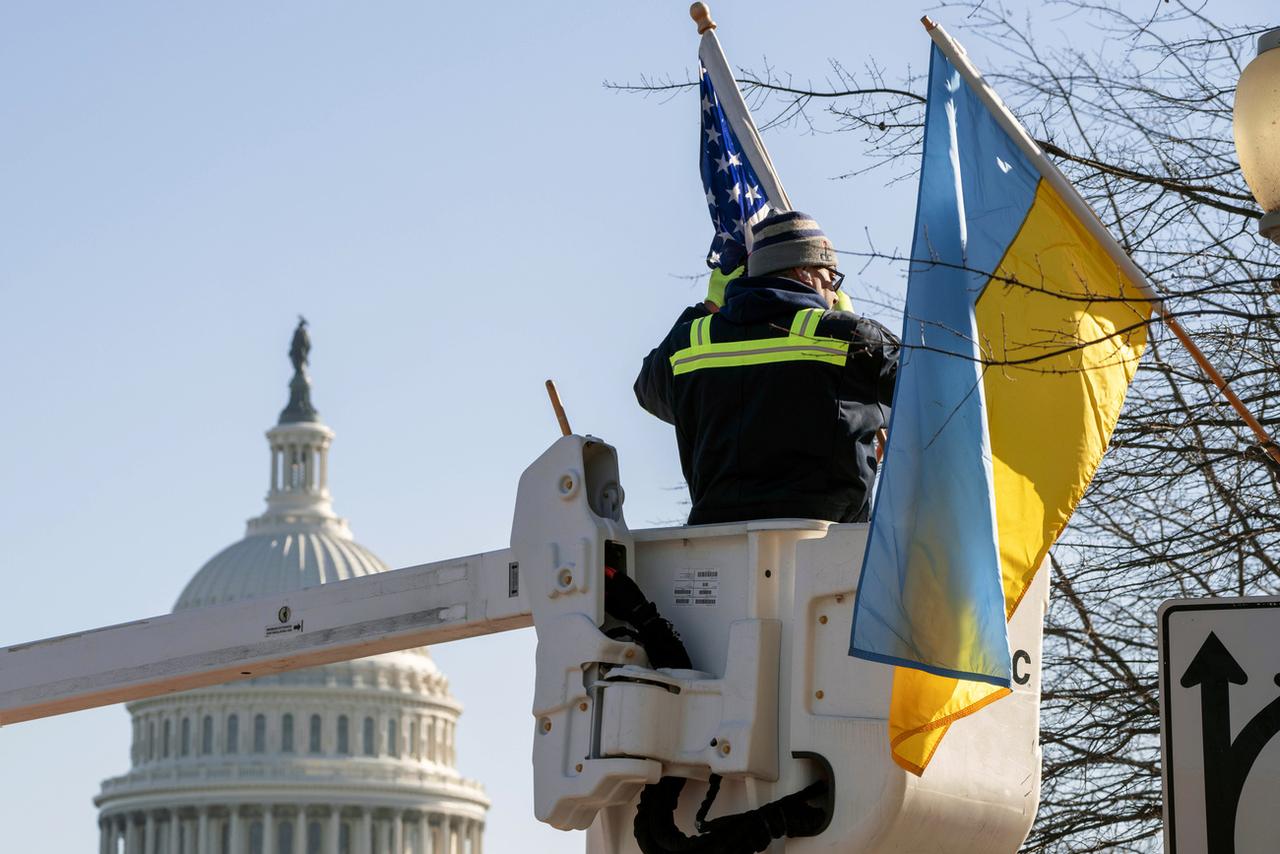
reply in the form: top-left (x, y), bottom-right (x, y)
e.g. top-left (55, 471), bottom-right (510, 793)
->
top-left (98, 806), bottom-right (483, 854)
top-left (95, 323), bottom-right (488, 854)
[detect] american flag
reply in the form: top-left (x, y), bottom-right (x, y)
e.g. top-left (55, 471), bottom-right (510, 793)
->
top-left (699, 65), bottom-right (773, 272)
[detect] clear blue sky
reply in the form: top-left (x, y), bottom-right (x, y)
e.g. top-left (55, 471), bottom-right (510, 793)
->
top-left (1, 3), bottom-right (1269, 852)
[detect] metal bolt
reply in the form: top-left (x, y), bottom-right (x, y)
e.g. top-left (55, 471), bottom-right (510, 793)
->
top-left (625, 648), bottom-right (635, 659)
top-left (578, 702), bottom-right (588, 712)
top-left (720, 742), bottom-right (731, 755)
top-left (818, 615), bottom-right (828, 625)
top-left (575, 763), bottom-right (584, 773)
top-left (541, 719), bottom-right (552, 733)
top-left (815, 690), bottom-right (825, 700)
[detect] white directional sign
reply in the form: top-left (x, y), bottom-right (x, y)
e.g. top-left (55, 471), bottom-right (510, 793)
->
top-left (1160, 597), bottom-right (1280, 854)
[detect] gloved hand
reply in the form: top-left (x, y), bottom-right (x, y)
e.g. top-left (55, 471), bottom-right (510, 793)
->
top-left (706, 264), bottom-right (744, 311)
top-left (833, 289), bottom-right (853, 312)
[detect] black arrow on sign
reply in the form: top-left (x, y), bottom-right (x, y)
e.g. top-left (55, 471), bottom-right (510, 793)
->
top-left (1180, 631), bottom-right (1280, 853)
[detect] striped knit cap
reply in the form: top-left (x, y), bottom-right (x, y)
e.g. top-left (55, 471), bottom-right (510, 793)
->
top-left (746, 211), bottom-right (838, 277)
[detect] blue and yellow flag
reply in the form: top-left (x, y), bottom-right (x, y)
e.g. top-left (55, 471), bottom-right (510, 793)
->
top-left (849, 40), bottom-right (1152, 775)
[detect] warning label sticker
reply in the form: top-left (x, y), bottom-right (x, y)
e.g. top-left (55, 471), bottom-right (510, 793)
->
top-left (673, 568), bottom-right (719, 607)
top-left (265, 620), bottom-right (304, 639)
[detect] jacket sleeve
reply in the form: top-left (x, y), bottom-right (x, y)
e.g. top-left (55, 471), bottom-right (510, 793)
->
top-left (826, 311), bottom-right (900, 406)
top-left (634, 304), bottom-right (708, 425)
top-left (862, 317), bottom-right (900, 406)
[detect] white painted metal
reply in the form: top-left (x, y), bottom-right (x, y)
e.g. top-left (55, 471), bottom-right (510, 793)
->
top-left (0, 548), bottom-right (529, 725)
top-left (515, 436), bottom-right (783, 830)
top-left (586, 522), bottom-right (1049, 854)
top-left (513, 435), bottom-right (659, 830)
top-left (1159, 597), bottom-right (1280, 854)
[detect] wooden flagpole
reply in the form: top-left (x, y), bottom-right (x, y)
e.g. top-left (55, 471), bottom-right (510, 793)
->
top-left (545, 379), bottom-right (572, 437)
top-left (923, 17), bottom-right (1280, 468)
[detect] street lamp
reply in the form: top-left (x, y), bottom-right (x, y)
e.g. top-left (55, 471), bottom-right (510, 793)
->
top-left (1234, 27), bottom-right (1280, 244)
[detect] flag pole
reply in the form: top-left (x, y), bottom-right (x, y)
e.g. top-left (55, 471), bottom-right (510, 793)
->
top-left (690, 3), bottom-right (793, 211)
top-left (922, 17), bottom-right (1280, 468)
top-left (545, 379), bottom-right (572, 437)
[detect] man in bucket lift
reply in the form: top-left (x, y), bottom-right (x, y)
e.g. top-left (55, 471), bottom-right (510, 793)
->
top-left (636, 210), bottom-right (899, 526)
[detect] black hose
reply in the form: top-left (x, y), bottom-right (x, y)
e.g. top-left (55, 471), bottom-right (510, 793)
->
top-left (634, 775), bottom-right (829, 853)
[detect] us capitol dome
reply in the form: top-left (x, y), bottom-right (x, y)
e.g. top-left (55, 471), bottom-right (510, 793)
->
top-left (95, 320), bottom-right (489, 854)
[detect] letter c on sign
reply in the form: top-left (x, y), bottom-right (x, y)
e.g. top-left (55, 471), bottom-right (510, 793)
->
top-left (1012, 649), bottom-right (1032, 685)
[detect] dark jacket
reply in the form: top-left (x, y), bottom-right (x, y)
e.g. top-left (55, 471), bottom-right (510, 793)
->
top-left (634, 275), bottom-right (899, 525)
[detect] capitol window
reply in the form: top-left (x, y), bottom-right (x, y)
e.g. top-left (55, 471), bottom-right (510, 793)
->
top-left (387, 718), bottom-right (399, 758)
top-left (337, 715), bottom-right (350, 755)
top-left (181, 717), bottom-right (191, 756)
top-left (201, 715), bottom-right (213, 755)
top-left (147, 721), bottom-right (155, 761)
top-left (163, 719), bottom-right (171, 758)
top-left (282, 713), bottom-right (294, 752)
top-left (309, 714), bottom-right (323, 753)
top-left (363, 717), bottom-right (375, 756)
top-left (254, 713), bottom-right (267, 753)
top-left (227, 713), bottom-right (240, 754)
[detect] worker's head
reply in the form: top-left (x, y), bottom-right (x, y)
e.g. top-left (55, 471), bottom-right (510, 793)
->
top-left (747, 211), bottom-right (843, 307)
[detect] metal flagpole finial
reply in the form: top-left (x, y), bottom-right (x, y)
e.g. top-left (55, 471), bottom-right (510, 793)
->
top-left (690, 3), bottom-right (716, 34)
top-left (921, 16), bottom-right (938, 31)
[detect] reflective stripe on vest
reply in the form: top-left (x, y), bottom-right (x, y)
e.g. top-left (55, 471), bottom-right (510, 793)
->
top-left (668, 308), bottom-right (849, 376)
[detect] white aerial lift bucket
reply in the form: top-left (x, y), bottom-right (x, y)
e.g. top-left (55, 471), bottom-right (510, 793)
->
top-left (515, 435), bottom-right (1048, 853)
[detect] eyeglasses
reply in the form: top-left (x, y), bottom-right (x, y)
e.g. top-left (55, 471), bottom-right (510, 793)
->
top-left (828, 268), bottom-right (846, 292)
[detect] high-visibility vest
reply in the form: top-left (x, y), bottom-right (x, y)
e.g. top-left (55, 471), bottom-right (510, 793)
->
top-left (668, 308), bottom-right (850, 376)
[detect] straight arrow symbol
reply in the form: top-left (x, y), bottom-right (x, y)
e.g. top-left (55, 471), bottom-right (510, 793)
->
top-left (1180, 630), bottom-right (1280, 853)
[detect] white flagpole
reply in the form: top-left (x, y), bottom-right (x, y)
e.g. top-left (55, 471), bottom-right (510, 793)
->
top-left (691, 3), bottom-right (793, 212)
top-left (924, 16), bottom-right (1280, 469)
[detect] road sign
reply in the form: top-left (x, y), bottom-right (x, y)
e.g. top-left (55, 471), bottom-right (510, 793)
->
top-left (1160, 597), bottom-right (1280, 853)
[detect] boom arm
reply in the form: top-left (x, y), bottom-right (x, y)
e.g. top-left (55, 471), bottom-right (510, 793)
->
top-left (1, 548), bottom-right (529, 725)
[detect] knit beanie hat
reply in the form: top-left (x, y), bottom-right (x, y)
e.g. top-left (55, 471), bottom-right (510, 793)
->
top-left (746, 211), bottom-right (838, 277)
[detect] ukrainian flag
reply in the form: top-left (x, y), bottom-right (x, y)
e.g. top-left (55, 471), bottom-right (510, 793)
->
top-left (849, 36), bottom-right (1151, 775)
